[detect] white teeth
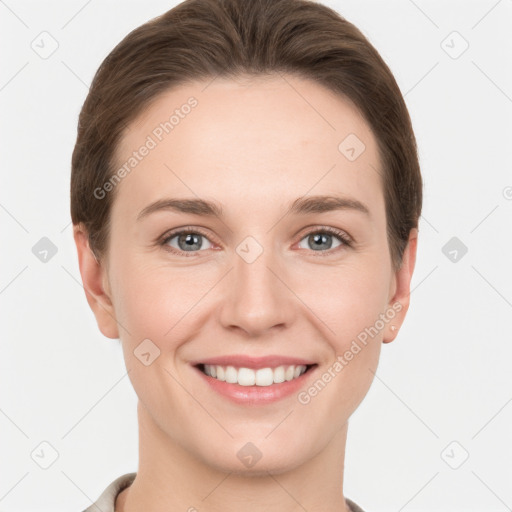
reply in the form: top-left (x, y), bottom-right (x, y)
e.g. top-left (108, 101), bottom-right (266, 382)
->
top-left (238, 367), bottom-right (256, 386)
top-left (202, 364), bottom-right (308, 386)
top-left (225, 366), bottom-right (238, 384)
top-left (285, 365), bottom-right (295, 381)
top-left (255, 368), bottom-right (273, 386)
top-left (273, 366), bottom-right (285, 383)
top-left (216, 366), bottom-right (225, 381)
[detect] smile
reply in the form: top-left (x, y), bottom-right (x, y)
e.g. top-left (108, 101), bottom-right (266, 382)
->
top-left (191, 355), bottom-right (318, 404)
top-left (199, 364), bottom-right (311, 386)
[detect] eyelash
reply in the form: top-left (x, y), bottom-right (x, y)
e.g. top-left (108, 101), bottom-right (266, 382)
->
top-left (158, 226), bottom-right (353, 258)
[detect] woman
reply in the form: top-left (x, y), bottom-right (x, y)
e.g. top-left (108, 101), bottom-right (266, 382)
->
top-left (71, 0), bottom-right (422, 510)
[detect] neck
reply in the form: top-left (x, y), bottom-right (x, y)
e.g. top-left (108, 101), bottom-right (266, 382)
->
top-left (119, 401), bottom-right (352, 512)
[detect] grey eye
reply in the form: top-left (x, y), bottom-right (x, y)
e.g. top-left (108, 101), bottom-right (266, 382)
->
top-left (166, 232), bottom-right (213, 252)
top-left (297, 232), bottom-right (343, 251)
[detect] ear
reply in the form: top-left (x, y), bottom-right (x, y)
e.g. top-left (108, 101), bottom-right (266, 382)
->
top-left (73, 224), bottom-right (119, 339)
top-left (383, 228), bottom-right (418, 343)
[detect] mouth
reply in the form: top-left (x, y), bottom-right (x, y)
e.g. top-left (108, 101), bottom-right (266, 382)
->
top-left (195, 363), bottom-right (316, 386)
top-left (190, 356), bottom-right (318, 404)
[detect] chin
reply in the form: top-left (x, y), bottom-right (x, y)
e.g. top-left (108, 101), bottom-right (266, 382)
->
top-left (194, 433), bottom-right (314, 477)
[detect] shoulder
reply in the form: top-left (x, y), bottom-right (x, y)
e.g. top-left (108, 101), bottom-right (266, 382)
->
top-left (346, 496), bottom-right (367, 512)
top-left (80, 472), bottom-right (136, 512)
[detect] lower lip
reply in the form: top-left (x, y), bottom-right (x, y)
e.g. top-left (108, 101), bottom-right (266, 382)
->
top-left (193, 365), bottom-right (317, 405)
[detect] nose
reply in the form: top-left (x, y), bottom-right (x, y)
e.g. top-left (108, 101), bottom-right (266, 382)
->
top-left (218, 236), bottom-right (297, 337)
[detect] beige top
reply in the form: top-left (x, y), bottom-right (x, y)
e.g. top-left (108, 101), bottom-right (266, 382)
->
top-left (81, 472), bottom-right (367, 512)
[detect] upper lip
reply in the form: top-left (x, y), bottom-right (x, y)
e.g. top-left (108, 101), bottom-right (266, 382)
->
top-left (191, 355), bottom-right (317, 369)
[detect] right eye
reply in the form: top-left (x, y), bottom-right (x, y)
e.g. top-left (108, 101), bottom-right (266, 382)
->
top-left (161, 229), bottom-right (215, 256)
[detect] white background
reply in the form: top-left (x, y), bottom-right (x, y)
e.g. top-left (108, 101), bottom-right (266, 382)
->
top-left (1, 0), bottom-right (511, 511)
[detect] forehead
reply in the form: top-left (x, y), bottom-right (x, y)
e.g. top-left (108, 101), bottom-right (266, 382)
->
top-left (112, 74), bottom-right (384, 222)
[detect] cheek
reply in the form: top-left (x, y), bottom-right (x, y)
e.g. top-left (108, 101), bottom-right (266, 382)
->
top-left (296, 266), bottom-right (386, 418)
top-left (111, 255), bottom-right (215, 346)
top-left (297, 260), bottom-right (391, 344)
top-left (294, 261), bottom-right (388, 408)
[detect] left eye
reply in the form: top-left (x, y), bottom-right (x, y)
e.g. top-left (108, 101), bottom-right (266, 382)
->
top-left (297, 230), bottom-right (346, 252)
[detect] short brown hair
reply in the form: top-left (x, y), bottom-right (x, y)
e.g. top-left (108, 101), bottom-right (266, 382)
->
top-left (70, 0), bottom-right (422, 270)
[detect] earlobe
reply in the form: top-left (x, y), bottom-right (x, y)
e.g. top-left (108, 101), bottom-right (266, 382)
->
top-left (73, 224), bottom-right (120, 340)
top-left (383, 228), bottom-right (419, 344)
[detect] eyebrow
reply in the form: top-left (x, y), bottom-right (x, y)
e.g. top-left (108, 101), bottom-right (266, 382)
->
top-left (136, 194), bottom-right (371, 222)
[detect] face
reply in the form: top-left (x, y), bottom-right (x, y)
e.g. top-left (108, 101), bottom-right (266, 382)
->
top-left (76, 74), bottom-right (417, 475)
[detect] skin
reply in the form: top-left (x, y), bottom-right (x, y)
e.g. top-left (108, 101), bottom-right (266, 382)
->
top-left (74, 74), bottom-right (418, 512)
